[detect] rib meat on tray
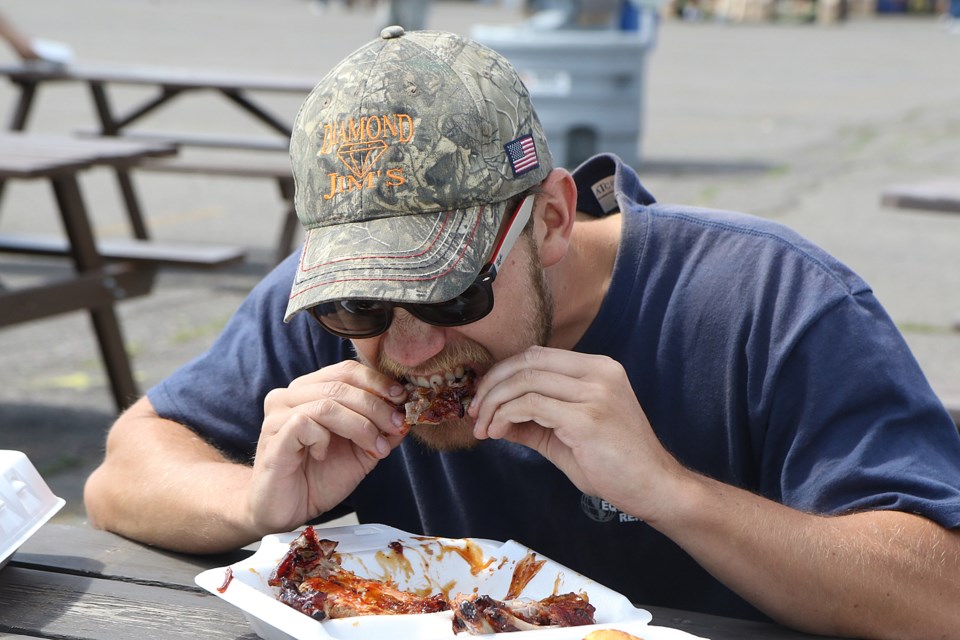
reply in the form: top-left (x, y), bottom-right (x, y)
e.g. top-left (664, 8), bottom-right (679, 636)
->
top-left (268, 526), bottom-right (596, 635)
top-left (268, 525), bottom-right (448, 619)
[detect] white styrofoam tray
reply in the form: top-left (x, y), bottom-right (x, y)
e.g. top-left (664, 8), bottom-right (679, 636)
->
top-left (196, 523), bottom-right (708, 640)
top-left (0, 450), bottom-right (66, 569)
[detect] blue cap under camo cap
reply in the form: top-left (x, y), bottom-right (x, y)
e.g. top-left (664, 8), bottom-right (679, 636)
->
top-left (284, 27), bottom-right (553, 322)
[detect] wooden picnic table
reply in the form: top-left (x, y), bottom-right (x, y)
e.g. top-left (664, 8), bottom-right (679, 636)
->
top-left (0, 522), bottom-right (844, 640)
top-left (0, 61), bottom-right (312, 260)
top-left (0, 132), bottom-right (243, 411)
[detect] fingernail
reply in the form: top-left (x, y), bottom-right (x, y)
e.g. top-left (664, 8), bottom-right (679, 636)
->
top-left (376, 435), bottom-right (390, 456)
top-left (389, 384), bottom-right (405, 398)
top-left (392, 411), bottom-right (404, 428)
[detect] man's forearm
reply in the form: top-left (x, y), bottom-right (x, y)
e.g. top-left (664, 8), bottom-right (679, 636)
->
top-left (0, 15), bottom-right (36, 59)
top-left (647, 470), bottom-right (960, 639)
top-left (84, 397), bottom-right (262, 553)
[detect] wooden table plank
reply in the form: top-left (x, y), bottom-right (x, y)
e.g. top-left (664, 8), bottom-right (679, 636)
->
top-left (0, 132), bottom-right (175, 157)
top-left (0, 566), bottom-right (258, 640)
top-left (0, 61), bottom-right (318, 94)
top-left (0, 263), bottom-right (155, 327)
top-left (0, 232), bottom-right (246, 268)
top-left (11, 524), bottom-right (253, 590)
top-left (0, 153), bottom-right (93, 177)
top-left (643, 606), bottom-right (844, 640)
top-left (0, 132), bottom-right (175, 178)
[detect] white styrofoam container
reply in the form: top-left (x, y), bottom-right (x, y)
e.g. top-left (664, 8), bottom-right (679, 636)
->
top-left (196, 523), bottom-right (708, 640)
top-left (0, 450), bottom-right (66, 569)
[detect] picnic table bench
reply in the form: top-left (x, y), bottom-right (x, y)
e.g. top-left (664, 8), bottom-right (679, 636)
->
top-left (0, 61), bottom-right (316, 262)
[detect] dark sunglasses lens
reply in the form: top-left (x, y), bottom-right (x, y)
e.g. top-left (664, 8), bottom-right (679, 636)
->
top-left (312, 300), bottom-right (390, 337)
top-left (414, 282), bottom-right (493, 326)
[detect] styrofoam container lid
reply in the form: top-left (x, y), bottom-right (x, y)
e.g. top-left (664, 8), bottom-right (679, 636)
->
top-left (29, 38), bottom-right (75, 65)
top-left (0, 450), bottom-right (66, 569)
top-left (196, 523), bottom-right (709, 640)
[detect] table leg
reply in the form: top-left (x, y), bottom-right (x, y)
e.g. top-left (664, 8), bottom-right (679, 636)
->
top-left (88, 81), bottom-right (152, 240)
top-left (115, 168), bottom-right (150, 239)
top-left (6, 79), bottom-right (37, 131)
top-left (222, 89), bottom-right (292, 136)
top-left (0, 80), bottom-right (39, 210)
top-left (50, 174), bottom-right (140, 410)
top-left (274, 176), bottom-right (298, 265)
top-left (87, 305), bottom-right (140, 409)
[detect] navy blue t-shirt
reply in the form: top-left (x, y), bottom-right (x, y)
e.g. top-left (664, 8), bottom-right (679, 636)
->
top-left (149, 154), bottom-right (960, 622)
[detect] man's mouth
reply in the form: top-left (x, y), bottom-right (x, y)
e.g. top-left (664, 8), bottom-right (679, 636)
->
top-left (401, 368), bottom-right (479, 426)
top-left (402, 366), bottom-right (472, 391)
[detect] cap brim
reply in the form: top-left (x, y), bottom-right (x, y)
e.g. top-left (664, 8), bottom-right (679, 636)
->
top-left (284, 202), bottom-right (507, 322)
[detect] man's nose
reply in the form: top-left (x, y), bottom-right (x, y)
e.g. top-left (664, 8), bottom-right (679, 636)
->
top-left (381, 309), bottom-right (446, 367)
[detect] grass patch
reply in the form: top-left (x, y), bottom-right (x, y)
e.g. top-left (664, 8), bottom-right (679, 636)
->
top-left (897, 322), bottom-right (954, 335)
top-left (171, 315), bottom-right (232, 344)
top-left (38, 453), bottom-right (85, 476)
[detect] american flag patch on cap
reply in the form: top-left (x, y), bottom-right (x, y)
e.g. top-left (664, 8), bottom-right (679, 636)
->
top-left (504, 134), bottom-right (540, 176)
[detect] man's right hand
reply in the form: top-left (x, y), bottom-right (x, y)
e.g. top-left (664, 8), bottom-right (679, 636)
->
top-left (249, 359), bottom-right (409, 535)
top-left (84, 360), bottom-right (408, 553)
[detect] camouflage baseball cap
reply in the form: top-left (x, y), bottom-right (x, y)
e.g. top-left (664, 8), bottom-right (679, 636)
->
top-left (284, 27), bottom-right (553, 322)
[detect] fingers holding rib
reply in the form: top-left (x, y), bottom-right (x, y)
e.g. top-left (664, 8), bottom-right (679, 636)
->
top-left (472, 347), bottom-right (614, 434)
top-left (474, 368), bottom-right (592, 440)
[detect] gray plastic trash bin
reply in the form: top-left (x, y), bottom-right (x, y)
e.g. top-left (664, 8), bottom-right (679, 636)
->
top-left (471, 25), bottom-right (652, 169)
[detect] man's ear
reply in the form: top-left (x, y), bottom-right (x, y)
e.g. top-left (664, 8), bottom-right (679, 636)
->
top-left (534, 168), bottom-right (578, 268)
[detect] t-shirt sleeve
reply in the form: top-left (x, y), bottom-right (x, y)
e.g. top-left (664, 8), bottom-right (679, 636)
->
top-left (147, 256), bottom-right (348, 461)
top-left (763, 291), bottom-right (960, 528)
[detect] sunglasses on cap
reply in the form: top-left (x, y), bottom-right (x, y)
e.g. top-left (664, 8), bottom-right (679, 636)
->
top-left (309, 195), bottom-right (535, 339)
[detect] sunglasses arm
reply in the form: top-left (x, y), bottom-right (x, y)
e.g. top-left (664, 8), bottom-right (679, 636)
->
top-left (490, 195), bottom-right (535, 273)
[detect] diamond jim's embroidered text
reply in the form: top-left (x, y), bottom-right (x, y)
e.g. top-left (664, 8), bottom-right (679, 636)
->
top-left (319, 113), bottom-right (414, 200)
top-left (324, 167), bottom-right (405, 200)
top-left (319, 114), bottom-right (415, 155)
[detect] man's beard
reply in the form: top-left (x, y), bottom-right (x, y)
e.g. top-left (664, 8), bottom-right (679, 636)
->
top-left (372, 238), bottom-right (553, 452)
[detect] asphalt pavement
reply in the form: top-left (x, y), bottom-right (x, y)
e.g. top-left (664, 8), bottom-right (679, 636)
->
top-left (1, 0), bottom-right (958, 524)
